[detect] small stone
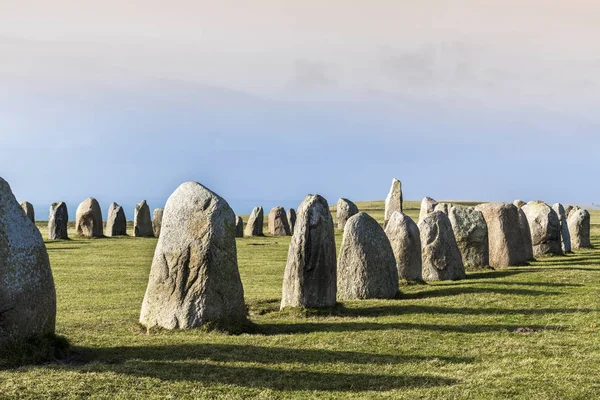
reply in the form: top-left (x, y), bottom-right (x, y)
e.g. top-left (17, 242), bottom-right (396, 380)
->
top-left (235, 216), bottom-right (244, 238)
top-left (287, 208), bottom-right (297, 233)
top-left (20, 201), bottom-right (35, 223)
top-left (419, 197), bottom-right (438, 222)
top-left (336, 198), bottom-right (359, 230)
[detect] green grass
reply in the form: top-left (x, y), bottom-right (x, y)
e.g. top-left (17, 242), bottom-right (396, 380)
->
top-left (1, 201), bottom-right (600, 399)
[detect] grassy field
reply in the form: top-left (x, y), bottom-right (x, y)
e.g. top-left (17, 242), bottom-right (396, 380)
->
top-left (1, 200), bottom-right (600, 399)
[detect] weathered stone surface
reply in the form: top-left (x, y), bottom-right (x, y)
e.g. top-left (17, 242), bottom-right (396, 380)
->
top-left (0, 178), bottom-right (56, 348)
top-left (287, 208), bottom-right (297, 233)
top-left (75, 198), bottom-right (103, 238)
top-left (106, 203), bottom-right (127, 237)
top-left (568, 207), bottom-right (591, 249)
top-left (552, 203), bottom-right (572, 253)
top-left (153, 208), bottom-right (164, 238)
top-left (48, 202), bottom-right (69, 240)
top-left (235, 216), bottom-right (244, 238)
top-left (336, 198), bottom-right (359, 230)
top-left (385, 211), bottom-right (422, 281)
top-left (517, 209), bottom-right (535, 261)
top-left (140, 181), bottom-right (247, 331)
top-left (565, 205), bottom-right (574, 217)
top-left (419, 197), bottom-right (438, 222)
top-left (244, 206), bottom-right (264, 237)
top-left (134, 200), bottom-right (154, 237)
top-left (384, 178), bottom-right (403, 227)
top-left (475, 203), bottom-right (528, 267)
top-left (268, 206), bottom-right (291, 236)
top-left (434, 203), bottom-right (450, 214)
top-left (20, 201), bottom-right (35, 223)
top-left (448, 206), bottom-right (489, 268)
top-left (418, 211), bottom-right (466, 281)
top-left (521, 201), bottom-right (562, 256)
top-left (513, 200), bottom-right (527, 209)
top-left (281, 194), bottom-right (337, 309)
top-left (338, 213), bottom-right (399, 300)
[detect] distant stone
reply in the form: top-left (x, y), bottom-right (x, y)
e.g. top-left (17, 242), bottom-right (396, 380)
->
top-left (552, 203), bottom-right (572, 253)
top-left (244, 206), bottom-right (264, 237)
top-left (134, 200), bottom-right (154, 237)
top-left (281, 194), bottom-right (337, 309)
top-left (384, 178), bottom-right (403, 227)
top-left (385, 211), bottom-right (422, 281)
top-left (235, 216), bottom-right (244, 238)
top-left (513, 200), bottom-right (527, 209)
top-left (287, 208), bottom-right (297, 233)
top-left (153, 208), bottom-right (164, 238)
top-left (418, 211), bottom-right (466, 281)
top-left (564, 205), bottom-right (574, 217)
top-left (568, 208), bottom-right (591, 249)
top-left (448, 206), bottom-right (489, 268)
top-left (0, 178), bottom-right (56, 349)
top-left (475, 203), bottom-right (528, 267)
top-left (336, 198), bottom-right (359, 230)
top-left (419, 197), bottom-right (438, 222)
top-left (48, 202), bottom-right (69, 240)
top-left (517, 208), bottom-right (535, 261)
top-left (140, 181), bottom-right (247, 331)
top-left (268, 206), bottom-right (291, 236)
top-left (521, 201), bottom-right (562, 256)
top-left (434, 203), bottom-right (450, 214)
top-left (75, 198), bottom-right (103, 238)
top-left (20, 201), bottom-right (35, 223)
top-left (106, 203), bottom-right (127, 237)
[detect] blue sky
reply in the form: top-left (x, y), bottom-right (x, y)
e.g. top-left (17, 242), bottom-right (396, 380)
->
top-left (1, 1), bottom-right (599, 219)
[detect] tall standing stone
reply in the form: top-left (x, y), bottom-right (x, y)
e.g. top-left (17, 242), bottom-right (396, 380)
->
top-left (106, 203), bottom-right (127, 237)
top-left (521, 201), bottom-right (562, 256)
top-left (384, 178), bottom-right (403, 228)
top-left (235, 216), bottom-right (244, 238)
top-left (475, 203), bottom-right (528, 267)
top-left (20, 201), bottom-right (35, 223)
top-left (0, 178), bottom-right (56, 348)
top-left (287, 208), bottom-right (297, 233)
top-left (517, 208), bottom-right (535, 261)
top-left (140, 182), bottom-right (247, 331)
top-left (568, 207), bottom-right (591, 249)
top-left (134, 200), bottom-right (154, 237)
top-left (48, 202), bottom-right (69, 240)
top-left (75, 198), bottom-right (103, 238)
top-left (281, 194), bottom-right (337, 309)
top-left (418, 211), bottom-right (466, 281)
top-left (336, 198), bottom-right (359, 230)
top-left (152, 208), bottom-right (164, 238)
top-left (338, 213), bottom-right (399, 300)
top-left (268, 206), bottom-right (291, 236)
top-left (552, 203), bottom-right (572, 253)
top-left (384, 211), bottom-right (422, 281)
top-left (244, 206), bottom-right (264, 237)
top-left (448, 206), bottom-right (489, 268)
top-left (419, 197), bottom-right (438, 222)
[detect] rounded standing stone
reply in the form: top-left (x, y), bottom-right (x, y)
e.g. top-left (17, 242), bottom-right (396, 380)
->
top-left (281, 194), bottom-right (337, 309)
top-left (385, 211), bottom-right (422, 281)
top-left (384, 178), bottom-right (403, 228)
top-left (139, 181), bottom-right (247, 331)
top-left (336, 198), bottom-right (359, 230)
top-left (448, 206), bottom-right (489, 268)
top-left (419, 197), bottom-right (438, 222)
top-left (287, 208), bottom-right (297, 233)
top-left (568, 207), bottom-right (591, 249)
top-left (48, 202), bottom-right (69, 240)
top-left (75, 197), bottom-right (103, 238)
top-left (513, 200), bottom-right (527, 209)
top-left (244, 206), bottom-right (264, 237)
top-left (0, 178), bottom-right (56, 349)
top-left (235, 216), bottom-right (244, 238)
top-left (152, 208), bottom-right (164, 238)
top-left (521, 201), bottom-right (562, 257)
top-left (106, 202), bottom-right (127, 237)
top-left (134, 200), bottom-right (154, 237)
top-left (552, 203), bottom-right (572, 253)
top-left (268, 206), bottom-right (291, 236)
top-left (20, 201), bottom-right (35, 223)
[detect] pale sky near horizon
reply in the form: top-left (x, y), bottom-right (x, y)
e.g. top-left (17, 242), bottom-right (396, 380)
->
top-left (1, 1), bottom-right (599, 218)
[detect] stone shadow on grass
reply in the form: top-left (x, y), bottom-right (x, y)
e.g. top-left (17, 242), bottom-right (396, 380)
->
top-left (400, 286), bottom-right (562, 300)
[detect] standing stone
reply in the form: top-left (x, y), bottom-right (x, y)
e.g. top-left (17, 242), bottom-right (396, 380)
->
top-left (140, 182), bottom-right (247, 331)
top-left (385, 211), bottom-right (422, 281)
top-left (0, 178), bottom-right (56, 348)
top-left (336, 198), bottom-right (359, 230)
top-left (338, 213), bottom-right (399, 300)
top-left (235, 216), bottom-right (244, 238)
top-left (513, 200), bottom-right (527, 209)
top-left (268, 206), bottom-right (291, 236)
top-left (419, 197), bottom-right (438, 222)
top-left (152, 208), bottom-right (164, 238)
top-left (475, 203), bottom-right (528, 267)
top-left (418, 211), bottom-right (466, 281)
top-left (565, 205), bottom-right (574, 217)
top-left (244, 206), bottom-right (264, 237)
top-left (20, 201), bottom-right (35, 223)
top-left (106, 203), bottom-right (127, 237)
top-left (434, 203), bottom-right (450, 214)
top-left (287, 208), bottom-right (297, 233)
top-left (552, 203), bottom-right (572, 253)
top-left (521, 201), bottom-right (562, 256)
top-left (281, 194), bottom-right (337, 309)
top-left (384, 178), bottom-right (403, 227)
top-left (568, 208), bottom-right (591, 249)
top-left (134, 200), bottom-right (154, 237)
top-left (48, 202), bottom-right (69, 240)
top-left (517, 208), bottom-right (535, 261)
top-left (448, 206), bottom-right (489, 268)
top-left (75, 198), bottom-right (103, 238)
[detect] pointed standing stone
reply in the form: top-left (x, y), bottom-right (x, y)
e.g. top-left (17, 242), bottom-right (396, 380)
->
top-left (152, 208), bottom-right (164, 238)
top-left (336, 198), bottom-right (359, 230)
top-left (235, 216), bottom-right (244, 238)
top-left (281, 194), bottom-right (337, 309)
top-left (20, 201), bottom-right (35, 223)
top-left (552, 203), bottom-right (572, 253)
top-left (268, 206), bottom-right (291, 236)
top-left (48, 202), bottom-right (69, 240)
top-left (134, 200), bottom-right (154, 237)
top-left (106, 203), bottom-right (127, 237)
top-left (385, 211), bottom-right (422, 281)
top-left (384, 178), bottom-right (403, 228)
top-left (244, 206), bottom-right (264, 237)
top-left (75, 198), bottom-right (103, 238)
top-left (287, 208), bottom-right (297, 233)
